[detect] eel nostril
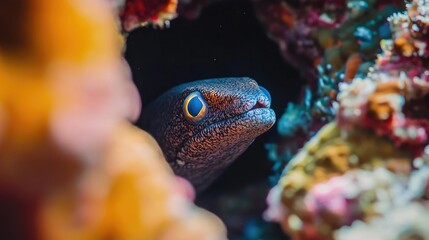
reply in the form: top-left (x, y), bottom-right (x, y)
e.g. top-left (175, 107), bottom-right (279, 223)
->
top-left (259, 86), bottom-right (271, 102)
top-left (252, 101), bottom-right (266, 109)
top-left (251, 96), bottom-right (269, 110)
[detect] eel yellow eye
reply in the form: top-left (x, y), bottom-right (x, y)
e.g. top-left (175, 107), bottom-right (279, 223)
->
top-left (183, 91), bottom-right (208, 123)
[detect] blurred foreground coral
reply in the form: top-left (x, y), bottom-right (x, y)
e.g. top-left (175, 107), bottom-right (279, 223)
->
top-left (0, 0), bottom-right (226, 239)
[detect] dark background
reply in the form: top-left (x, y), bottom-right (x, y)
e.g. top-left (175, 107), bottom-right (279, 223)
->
top-left (125, 0), bottom-right (303, 238)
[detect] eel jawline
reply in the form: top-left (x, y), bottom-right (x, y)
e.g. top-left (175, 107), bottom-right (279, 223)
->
top-left (176, 107), bottom-right (275, 164)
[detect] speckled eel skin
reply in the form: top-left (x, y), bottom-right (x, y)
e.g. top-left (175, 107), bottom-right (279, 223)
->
top-left (140, 77), bottom-right (276, 191)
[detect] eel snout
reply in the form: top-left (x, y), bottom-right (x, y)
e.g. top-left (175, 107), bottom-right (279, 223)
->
top-left (252, 86), bottom-right (271, 110)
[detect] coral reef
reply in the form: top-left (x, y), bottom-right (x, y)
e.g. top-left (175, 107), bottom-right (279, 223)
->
top-left (114, 0), bottom-right (178, 31)
top-left (265, 123), bottom-right (413, 239)
top-left (260, 0), bottom-right (406, 179)
top-left (253, 0), bottom-right (404, 83)
top-left (267, 0), bottom-right (429, 239)
top-left (337, 0), bottom-right (429, 157)
top-left (0, 0), bottom-right (226, 239)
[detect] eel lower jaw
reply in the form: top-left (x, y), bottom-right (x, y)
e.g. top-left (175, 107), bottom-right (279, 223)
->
top-left (176, 107), bottom-right (276, 164)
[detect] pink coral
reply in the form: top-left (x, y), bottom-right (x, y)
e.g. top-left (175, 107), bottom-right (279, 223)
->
top-left (337, 72), bottom-right (429, 150)
top-left (303, 176), bottom-right (350, 221)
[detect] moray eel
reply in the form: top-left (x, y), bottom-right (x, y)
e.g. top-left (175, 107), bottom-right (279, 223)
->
top-left (140, 77), bottom-right (276, 191)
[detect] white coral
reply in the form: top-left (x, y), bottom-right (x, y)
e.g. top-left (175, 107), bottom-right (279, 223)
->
top-left (335, 202), bottom-right (429, 240)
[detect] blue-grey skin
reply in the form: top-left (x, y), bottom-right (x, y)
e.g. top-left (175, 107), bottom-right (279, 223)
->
top-left (140, 77), bottom-right (276, 191)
